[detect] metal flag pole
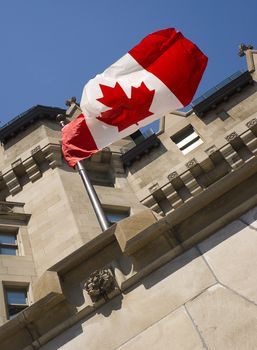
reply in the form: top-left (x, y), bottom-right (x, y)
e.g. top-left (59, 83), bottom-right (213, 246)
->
top-left (57, 114), bottom-right (110, 232)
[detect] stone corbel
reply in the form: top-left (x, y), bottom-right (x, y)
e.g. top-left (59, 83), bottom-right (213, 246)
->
top-left (141, 194), bottom-right (163, 215)
top-left (43, 144), bottom-right (62, 168)
top-left (114, 208), bottom-right (167, 255)
top-left (2, 169), bottom-right (22, 195)
top-left (23, 157), bottom-right (42, 183)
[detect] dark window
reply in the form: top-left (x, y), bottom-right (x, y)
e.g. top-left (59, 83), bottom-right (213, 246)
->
top-left (0, 233), bottom-right (18, 256)
top-left (171, 125), bottom-right (203, 154)
top-left (5, 287), bottom-right (28, 319)
top-left (104, 208), bottom-right (130, 225)
top-left (130, 130), bottom-right (145, 145)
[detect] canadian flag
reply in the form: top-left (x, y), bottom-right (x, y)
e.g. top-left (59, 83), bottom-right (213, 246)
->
top-left (62, 28), bottom-right (208, 167)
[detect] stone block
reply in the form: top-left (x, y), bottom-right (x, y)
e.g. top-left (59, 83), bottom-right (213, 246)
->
top-left (186, 284), bottom-right (257, 350)
top-left (39, 248), bottom-right (215, 350)
top-left (114, 209), bottom-right (167, 254)
top-left (33, 271), bottom-right (63, 302)
top-left (198, 220), bottom-right (257, 304)
top-left (117, 306), bottom-right (204, 350)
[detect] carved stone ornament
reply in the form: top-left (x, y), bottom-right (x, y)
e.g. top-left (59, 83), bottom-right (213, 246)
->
top-left (31, 145), bottom-right (41, 155)
top-left (84, 268), bottom-right (115, 303)
top-left (246, 118), bottom-right (257, 129)
top-left (186, 158), bottom-right (198, 169)
top-left (167, 171), bottom-right (179, 181)
top-left (238, 43), bottom-right (253, 57)
top-left (225, 132), bottom-right (238, 142)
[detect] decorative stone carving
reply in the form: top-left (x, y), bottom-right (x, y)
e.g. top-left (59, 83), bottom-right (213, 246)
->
top-left (31, 145), bottom-right (41, 155)
top-left (246, 118), bottom-right (257, 129)
top-left (225, 132), bottom-right (238, 142)
top-left (186, 158), bottom-right (198, 169)
top-left (238, 43), bottom-right (253, 57)
top-left (84, 268), bottom-right (115, 302)
top-left (167, 171), bottom-right (179, 181)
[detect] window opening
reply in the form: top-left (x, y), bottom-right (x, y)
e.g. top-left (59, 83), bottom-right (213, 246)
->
top-left (5, 287), bottom-right (28, 319)
top-left (104, 208), bottom-right (130, 225)
top-left (0, 233), bottom-right (18, 255)
top-left (171, 125), bottom-right (203, 154)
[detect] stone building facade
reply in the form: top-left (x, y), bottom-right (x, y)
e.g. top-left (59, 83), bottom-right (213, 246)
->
top-left (0, 47), bottom-right (257, 349)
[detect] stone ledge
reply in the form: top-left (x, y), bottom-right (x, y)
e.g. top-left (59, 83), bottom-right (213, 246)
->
top-left (32, 271), bottom-right (63, 302)
top-left (49, 224), bottom-right (117, 274)
top-left (0, 199), bottom-right (31, 223)
top-left (49, 155), bottom-right (257, 279)
top-left (2, 157), bottom-right (257, 349)
top-left (0, 292), bottom-right (69, 350)
top-left (114, 209), bottom-right (165, 255)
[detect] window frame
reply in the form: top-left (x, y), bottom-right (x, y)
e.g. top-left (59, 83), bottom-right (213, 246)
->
top-left (171, 125), bottom-right (203, 155)
top-left (0, 231), bottom-right (18, 256)
top-left (4, 285), bottom-right (29, 320)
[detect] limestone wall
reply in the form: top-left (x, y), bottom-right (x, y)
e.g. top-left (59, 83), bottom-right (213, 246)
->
top-left (0, 120), bottom-right (144, 275)
top-left (126, 84), bottom-right (257, 198)
top-left (39, 205), bottom-right (257, 350)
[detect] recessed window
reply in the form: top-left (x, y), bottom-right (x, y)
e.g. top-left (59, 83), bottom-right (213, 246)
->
top-left (171, 125), bottom-right (203, 154)
top-left (5, 287), bottom-right (28, 319)
top-left (104, 208), bottom-right (130, 225)
top-left (0, 233), bottom-right (18, 256)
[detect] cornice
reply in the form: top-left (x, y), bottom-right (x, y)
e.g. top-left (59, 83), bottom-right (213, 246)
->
top-left (140, 113), bottom-right (257, 216)
top-left (0, 143), bottom-right (63, 196)
top-left (0, 106), bottom-right (65, 144)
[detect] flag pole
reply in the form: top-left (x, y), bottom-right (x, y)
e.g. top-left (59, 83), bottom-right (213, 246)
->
top-left (57, 114), bottom-right (110, 232)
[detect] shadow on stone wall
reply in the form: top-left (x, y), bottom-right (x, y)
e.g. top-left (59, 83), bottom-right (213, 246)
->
top-left (128, 142), bottom-right (168, 175)
top-left (200, 84), bottom-right (257, 125)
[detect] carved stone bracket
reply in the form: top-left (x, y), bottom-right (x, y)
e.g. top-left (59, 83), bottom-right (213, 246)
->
top-left (23, 158), bottom-right (42, 183)
top-left (141, 195), bottom-right (163, 216)
top-left (3, 169), bottom-right (22, 195)
top-left (246, 118), bottom-right (257, 129)
top-left (186, 158), bottom-right (198, 169)
top-left (43, 144), bottom-right (62, 168)
top-left (205, 145), bottom-right (218, 156)
top-left (83, 268), bottom-right (116, 303)
top-left (167, 171), bottom-right (179, 181)
top-left (225, 132), bottom-right (239, 142)
top-left (149, 183), bottom-right (160, 194)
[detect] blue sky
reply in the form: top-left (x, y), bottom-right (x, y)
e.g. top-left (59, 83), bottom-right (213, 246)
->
top-left (0, 0), bottom-right (256, 126)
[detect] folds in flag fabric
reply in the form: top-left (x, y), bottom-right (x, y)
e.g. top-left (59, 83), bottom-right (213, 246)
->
top-left (62, 28), bottom-right (208, 167)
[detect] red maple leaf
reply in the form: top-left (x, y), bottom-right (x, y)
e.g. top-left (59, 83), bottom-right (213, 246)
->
top-left (96, 82), bottom-right (155, 132)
